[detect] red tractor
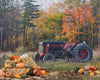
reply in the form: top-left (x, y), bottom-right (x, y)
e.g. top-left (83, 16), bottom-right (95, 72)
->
top-left (34, 41), bottom-right (93, 62)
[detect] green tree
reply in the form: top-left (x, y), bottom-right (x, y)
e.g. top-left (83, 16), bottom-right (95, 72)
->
top-left (21, 0), bottom-right (40, 49)
top-left (34, 11), bottom-right (64, 47)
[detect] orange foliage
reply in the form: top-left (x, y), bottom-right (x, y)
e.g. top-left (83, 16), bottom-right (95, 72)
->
top-left (61, 4), bottom-right (92, 42)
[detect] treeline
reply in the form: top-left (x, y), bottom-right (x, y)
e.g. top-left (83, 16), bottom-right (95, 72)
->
top-left (0, 0), bottom-right (40, 51)
top-left (0, 0), bottom-right (100, 52)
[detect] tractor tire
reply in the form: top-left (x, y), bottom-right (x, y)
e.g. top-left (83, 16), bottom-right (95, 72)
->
top-left (72, 43), bottom-right (93, 62)
top-left (34, 53), bottom-right (41, 62)
top-left (43, 53), bottom-right (55, 62)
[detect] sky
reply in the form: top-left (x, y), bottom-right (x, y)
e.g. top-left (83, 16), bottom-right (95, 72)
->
top-left (19, 0), bottom-right (89, 11)
top-left (36, 0), bottom-right (63, 10)
top-left (19, 0), bottom-right (64, 10)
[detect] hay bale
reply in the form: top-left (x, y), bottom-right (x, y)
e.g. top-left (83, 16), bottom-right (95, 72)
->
top-left (5, 60), bottom-right (14, 65)
top-left (21, 57), bottom-right (37, 67)
top-left (7, 68), bottom-right (26, 77)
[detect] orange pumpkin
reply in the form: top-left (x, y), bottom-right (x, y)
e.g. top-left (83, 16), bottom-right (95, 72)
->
top-left (88, 72), bottom-right (95, 76)
top-left (0, 71), bottom-right (6, 77)
top-left (13, 56), bottom-right (19, 60)
top-left (89, 69), bottom-right (93, 73)
top-left (90, 66), bottom-right (96, 71)
top-left (33, 69), bottom-right (38, 74)
top-left (19, 71), bottom-right (24, 75)
top-left (78, 68), bottom-right (85, 74)
top-left (40, 70), bottom-right (47, 75)
top-left (6, 71), bottom-right (12, 77)
top-left (33, 65), bottom-right (37, 69)
top-left (14, 67), bottom-right (17, 69)
top-left (36, 70), bottom-right (41, 76)
top-left (10, 54), bottom-right (14, 58)
top-left (16, 63), bottom-right (25, 68)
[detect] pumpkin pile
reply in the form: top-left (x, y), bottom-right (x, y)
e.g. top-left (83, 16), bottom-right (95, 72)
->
top-left (74, 65), bottom-right (100, 76)
top-left (0, 54), bottom-right (48, 79)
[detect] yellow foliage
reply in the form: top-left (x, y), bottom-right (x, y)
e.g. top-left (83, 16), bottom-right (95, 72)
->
top-left (29, 21), bottom-right (33, 23)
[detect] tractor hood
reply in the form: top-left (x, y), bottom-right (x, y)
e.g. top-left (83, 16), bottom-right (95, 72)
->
top-left (64, 43), bottom-right (76, 51)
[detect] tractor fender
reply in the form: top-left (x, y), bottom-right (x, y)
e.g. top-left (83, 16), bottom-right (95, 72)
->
top-left (64, 43), bottom-right (78, 51)
top-left (63, 43), bottom-right (77, 57)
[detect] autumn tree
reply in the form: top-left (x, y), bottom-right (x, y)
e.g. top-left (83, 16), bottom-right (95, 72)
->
top-left (61, 1), bottom-right (92, 43)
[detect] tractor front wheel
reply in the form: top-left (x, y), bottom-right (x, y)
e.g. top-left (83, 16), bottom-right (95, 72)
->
top-left (72, 43), bottom-right (93, 62)
top-left (43, 53), bottom-right (55, 62)
top-left (34, 53), bottom-right (41, 62)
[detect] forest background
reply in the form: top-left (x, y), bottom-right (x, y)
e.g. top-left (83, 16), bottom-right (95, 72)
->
top-left (0, 0), bottom-right (100, 52)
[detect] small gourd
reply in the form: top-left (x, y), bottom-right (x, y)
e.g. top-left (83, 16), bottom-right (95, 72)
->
top-left (94, 71), bottom-right (100, 75)
top-left (74, 67), bottom-right (80, 73)
top-left (8, 65), bottom-right (12, 69)
top-left (6, 71), bottom-right (12, 77)
top-left (19, 71), bottom-right (24, 75)
top-left (5, 64), bottom-right (8, 69)
top-left (84, 65), bottom-right (91, 70)
top-left (38, 66), bottom-right (42, 70)
top-left (26, 68), bottom-right (34, 76)
top-left (10, 54), bottom-right (14, 58)
top-left (15, 74), bottom-right (21, 78)
top-left (89, 69), bottom-right (93, 73)
top-left (16, 63), bottom-right (25, 68)
top-left (78, 68), bottom-right (85, 74)
top-left (12, 63), bottom-right (16, 68)
top-left (21, 74), bottom-right (28, 78)
top-left (14, 58), bottom-right (21, 63)
top-left (83, 70), bottom-right (89, 75)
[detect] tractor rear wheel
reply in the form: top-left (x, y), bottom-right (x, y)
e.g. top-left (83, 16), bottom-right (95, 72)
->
top-left (72, 43), bottom-right (93, 62)
top-left (43, 53), bottom-right (55, 62)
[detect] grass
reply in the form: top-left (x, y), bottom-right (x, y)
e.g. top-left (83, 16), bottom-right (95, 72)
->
top-left (37, 60), bottom-right (100, 80)
top-left (37, 60), bottom-right (100, 71)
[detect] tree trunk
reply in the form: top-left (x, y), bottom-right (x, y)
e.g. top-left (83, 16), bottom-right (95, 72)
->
top-left (99, 25), bottom-right (100, 48)
top-left (73, 16), bottom-right (76, 43)
top-left (95, 1), bottom-right (98, 48)
top-left (32, 24), bottom-right (35, 47)
top-left (23, 26), bottom-right (25, 49)
top-left (83, 0), bottom-right (86, 43)
top-left (15, 0), bottom-right (19, 48)
top-left (78, 7), bottom-right (80, 43)
top-left (1, 28), bottom-right (3, 51)
top-left (91, 16), bottom-right (94, 49)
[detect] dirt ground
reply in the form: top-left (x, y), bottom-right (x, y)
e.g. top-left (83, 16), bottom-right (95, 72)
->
top-left (0, 71), bottom-right (100, 80)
